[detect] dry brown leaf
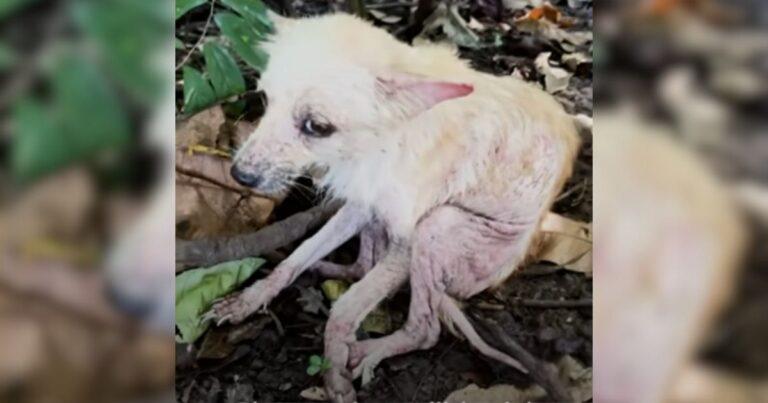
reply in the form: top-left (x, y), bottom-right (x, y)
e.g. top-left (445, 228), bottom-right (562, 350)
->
top-left (445, 355), bottom-right (592, 402)
top-left (515, 16), bottom-right (592, 51)
top-left (552, 355), bottom-right (593, 402)
top-left (175, 150), bottom-right (273, 239)
top-left (515, 3), bottom-right (573, 27)
top-left (446, 383), bottom-right (546, 403)
top-left (0, 167), bottom-right (96, 262)
top-left (176, 106), bottom-right (225, 149)
top-left (537, 212), bottom-right (592, 276)
top-left (175, 110), bottom-right (273, 239)
top-left (300, 386), bottom-right (328, 401)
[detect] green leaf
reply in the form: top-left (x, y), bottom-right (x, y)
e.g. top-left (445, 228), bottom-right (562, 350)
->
top-left (215, 12), bottom-right (269, 71)
top-left (361, 307), bottom-right (392, 334)
top-left (11, 99), bottom-right (58, 182)
top-left (73, 0), bottom-right (168, 104)
top-left (203, 42), bottom-right (246, 99)
top-left (220, 0), bottom-right (273, 33)
top-left (175, 257), bottom-right (265, 344)
top-left (321, 280), bottom-right (349, 302)
top-left (309, 355), bottom-right (322, 367)
top-left (306, 365), bottom-right (320, 376)
top-left (11, 55), bottom-right (130, 183)
top-left (175, 37), bottom-right (185, 50)
top-left (176, 0), bottom-right (207, 20)
top-left (182, 66), bottom-right (217, 114)
top-left (0, 41), bottom-right (16, 71)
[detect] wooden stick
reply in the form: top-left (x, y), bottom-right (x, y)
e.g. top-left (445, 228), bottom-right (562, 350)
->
top-left (176, 201), bottom-right (341, 268)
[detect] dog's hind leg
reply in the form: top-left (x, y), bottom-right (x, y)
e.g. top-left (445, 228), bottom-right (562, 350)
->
top-left (349, 205), bottom-right (536, 383)
top-left (310, 220), bottom-right (389, 280)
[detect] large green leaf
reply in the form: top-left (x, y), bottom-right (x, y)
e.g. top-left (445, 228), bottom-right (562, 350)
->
top-left (220, 0), bottom-right (273, 33)
top-left (203, 42), bottom-right (246, 99)
top-left (215, 12), bottom-right (269, 71)
top-left (175, 257), bottom-right (265, 344)
top-left (11, 55), bottom-right (130, 183)
top-left (11, 99), bottom-right (58, 181)
top-left (0, 41), bottom-right (16, 71)
top-left (176, 0), bottom-right (207, 20)
top-left (74, 0), bottom-right (169, 104)
top-left (182, 66), bottom-right (217, 114)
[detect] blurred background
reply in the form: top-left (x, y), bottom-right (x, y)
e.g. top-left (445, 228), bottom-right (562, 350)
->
top-left (594, 0), bottom-right (768, 401)
top-left (0, 1), bottom-right (174, 403)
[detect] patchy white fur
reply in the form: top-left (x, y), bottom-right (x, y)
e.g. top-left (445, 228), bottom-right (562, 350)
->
top-left (222, 15), bottom-right (581, 401)
top-left (236, 13), bottom-right (578, 239)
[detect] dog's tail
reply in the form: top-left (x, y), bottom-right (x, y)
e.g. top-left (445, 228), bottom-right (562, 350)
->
top-left (439, 295), bottom-right (528, 373)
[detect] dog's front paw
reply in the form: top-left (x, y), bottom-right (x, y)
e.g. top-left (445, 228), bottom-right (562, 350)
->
top-left (205, 282), bottom-right (270, 325)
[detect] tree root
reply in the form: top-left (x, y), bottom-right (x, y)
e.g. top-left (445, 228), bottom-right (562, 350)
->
top-left (469, 310), bottom-right (573, 403)
top-left (176, 201), bottom-right (342, 269)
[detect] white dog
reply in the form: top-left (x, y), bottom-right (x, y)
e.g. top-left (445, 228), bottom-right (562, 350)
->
top-left (210, 13), bottom-right (580, 402)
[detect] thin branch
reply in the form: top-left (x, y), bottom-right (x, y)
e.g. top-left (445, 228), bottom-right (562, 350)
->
top-left (176, 201), bottom-right (342, 268)
top-left (175, 165), bottom-right (280, 202)
top-left (176, 0), bottom-right (216, 72)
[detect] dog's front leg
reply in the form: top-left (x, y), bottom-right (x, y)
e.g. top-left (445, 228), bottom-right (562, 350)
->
top-left (208, 203), bottom-right (371, 324)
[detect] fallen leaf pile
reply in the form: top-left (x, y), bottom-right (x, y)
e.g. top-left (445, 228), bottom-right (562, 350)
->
top-left (536, 212), bottom-right (592, 276)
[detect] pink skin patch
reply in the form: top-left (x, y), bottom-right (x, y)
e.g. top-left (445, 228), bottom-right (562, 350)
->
top-left (378, 74), bottom-right (474, 111)
top-left (346, 205), bottom-right (536, 380)
top-left (407, 81), bottom-right (474, 106)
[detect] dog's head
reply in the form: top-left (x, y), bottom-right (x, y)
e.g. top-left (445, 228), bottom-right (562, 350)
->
top-left (231, 14), bottom-right (473, 195)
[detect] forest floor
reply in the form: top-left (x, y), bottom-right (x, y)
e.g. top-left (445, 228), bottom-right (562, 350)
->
top-left (175, 0), bottom-right (593, 402)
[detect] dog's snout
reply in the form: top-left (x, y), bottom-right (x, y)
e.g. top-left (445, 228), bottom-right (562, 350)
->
top-left (230, 164), bottom-right (263, 188)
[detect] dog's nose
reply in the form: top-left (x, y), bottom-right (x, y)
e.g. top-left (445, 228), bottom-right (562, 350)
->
top-left (230, 164), bottom-right (262, 188)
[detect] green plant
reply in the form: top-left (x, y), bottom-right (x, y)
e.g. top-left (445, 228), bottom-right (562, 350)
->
top-left (175, 257), bottom-right (266, 343)
top-left (176, 0), bottom-right (273, 115)
top-left (9, 0), bottom-right (167, 184)
top-left (306, 354), bottom-right (332, 376)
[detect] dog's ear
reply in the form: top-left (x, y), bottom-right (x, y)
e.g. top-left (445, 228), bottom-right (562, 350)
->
top-left (376, 72), bottom-right (473, 118)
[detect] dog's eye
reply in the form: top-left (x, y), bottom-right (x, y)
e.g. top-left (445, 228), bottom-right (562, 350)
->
top-left (300, 117), bottom-right (336, 138)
